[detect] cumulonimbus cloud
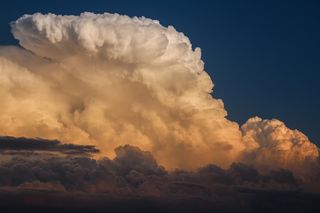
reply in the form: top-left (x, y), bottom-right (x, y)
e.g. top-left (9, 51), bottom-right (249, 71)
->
top-left (0, 12), bottom-right (318, 179)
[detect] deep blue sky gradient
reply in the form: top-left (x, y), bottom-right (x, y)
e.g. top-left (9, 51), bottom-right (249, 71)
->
top-left (0, 0), bottom-right (319, 144)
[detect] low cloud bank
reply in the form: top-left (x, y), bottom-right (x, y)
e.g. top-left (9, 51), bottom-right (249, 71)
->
top-left (0, 136), bottom-right (319, 212)
top-left (0, 136), bottom-right (316, 193)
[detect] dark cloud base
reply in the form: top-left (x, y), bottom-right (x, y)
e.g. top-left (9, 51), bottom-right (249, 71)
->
top-left (0, 136), bottom-right (320, 212)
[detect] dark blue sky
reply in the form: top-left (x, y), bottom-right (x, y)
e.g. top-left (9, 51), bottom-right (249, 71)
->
top-left (0, 0), bottom-right (319, 144)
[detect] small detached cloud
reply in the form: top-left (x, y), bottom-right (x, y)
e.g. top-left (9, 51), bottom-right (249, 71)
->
top-left (0, 136), bottom-right (99, 155)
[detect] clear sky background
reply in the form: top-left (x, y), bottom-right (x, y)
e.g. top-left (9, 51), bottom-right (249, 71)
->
top-left (0, 0), bottom-right (319, 144)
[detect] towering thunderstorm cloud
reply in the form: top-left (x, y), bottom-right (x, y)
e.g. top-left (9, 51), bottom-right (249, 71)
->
top-left (0, 13), bottom-right (319, 179)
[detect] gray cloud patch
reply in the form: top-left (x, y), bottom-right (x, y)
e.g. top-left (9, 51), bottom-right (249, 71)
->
top-left (0, 136), bottom-right (99, 155)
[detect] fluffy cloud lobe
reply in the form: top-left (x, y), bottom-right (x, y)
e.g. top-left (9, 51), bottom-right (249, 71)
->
top-left (0, 12), bottom-right (319, 178)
